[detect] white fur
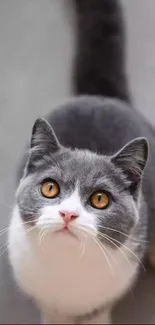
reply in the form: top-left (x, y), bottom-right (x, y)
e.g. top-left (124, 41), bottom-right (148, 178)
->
top-left (8, 189), bottom-right (138, 322)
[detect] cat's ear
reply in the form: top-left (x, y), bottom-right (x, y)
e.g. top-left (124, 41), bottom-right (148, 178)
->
top-left (25, 118), bottom-right (61, 173)
top-left (30, 118), bottom-right (60, 151)
top-left (111, 137), bottom-right (149, 194)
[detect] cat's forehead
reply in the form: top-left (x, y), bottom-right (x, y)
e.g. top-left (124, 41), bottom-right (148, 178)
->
top-left (53, 149), bottom-right (110, 178)
top-left (59, 149), bottom-right (102, 168)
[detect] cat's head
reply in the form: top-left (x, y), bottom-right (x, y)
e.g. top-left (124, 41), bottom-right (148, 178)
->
top-left (16, 118), bottom-right (148, 247)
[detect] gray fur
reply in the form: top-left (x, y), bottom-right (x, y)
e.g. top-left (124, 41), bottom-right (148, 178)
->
top-left (17, 112), bottom-right (148, 257)
top-left (11, 0), bottom-right (155, 321)
top-left (45, 95), bottom-right (155, 245)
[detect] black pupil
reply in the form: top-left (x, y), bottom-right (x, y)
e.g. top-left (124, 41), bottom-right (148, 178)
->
top-left (97, 193), bottom-right (102, 202)
top-left (48, 183), bottom-right (54, 191)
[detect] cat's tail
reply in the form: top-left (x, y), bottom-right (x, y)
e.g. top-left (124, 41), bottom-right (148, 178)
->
top-left (72, 0), bottom-right (130, 102)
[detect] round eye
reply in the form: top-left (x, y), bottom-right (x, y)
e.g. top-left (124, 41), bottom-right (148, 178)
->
top-left (41, 179), bottom-right (60, 198)
top-left (90, 191), bottom-right (110, 209)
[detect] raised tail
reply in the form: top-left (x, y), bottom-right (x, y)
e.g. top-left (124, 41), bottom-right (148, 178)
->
top-left (72, 0), bottom-right (130, 102)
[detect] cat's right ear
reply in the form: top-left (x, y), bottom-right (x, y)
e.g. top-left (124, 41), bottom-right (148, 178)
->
top-left (30, 118), bottom-right (60, 151)
top-left (25, 118), bottom-right (61, 174)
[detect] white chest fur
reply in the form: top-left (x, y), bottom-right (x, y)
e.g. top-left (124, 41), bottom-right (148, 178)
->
top-left (8, 206), bottom-right (138, 316)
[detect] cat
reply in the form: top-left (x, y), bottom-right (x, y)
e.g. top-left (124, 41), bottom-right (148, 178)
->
top-left (8, 0), bottom-right (155, 324)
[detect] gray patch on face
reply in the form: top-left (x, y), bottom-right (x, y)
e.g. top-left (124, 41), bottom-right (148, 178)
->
top-left (17, 148), bottom-right (143, 246)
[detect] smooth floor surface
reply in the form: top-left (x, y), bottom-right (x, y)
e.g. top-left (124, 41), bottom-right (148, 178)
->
top-left (0, 0), bottom-right (155, 323)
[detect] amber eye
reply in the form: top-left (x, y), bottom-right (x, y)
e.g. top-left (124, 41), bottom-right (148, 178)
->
top-left (90, 191), bottom-right (110, 209)
top-left (41, 179), bottom-right (60, 198)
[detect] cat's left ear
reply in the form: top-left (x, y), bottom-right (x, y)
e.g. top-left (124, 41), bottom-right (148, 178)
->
top-left (25, 118), bottom-right (61, 173)
top-left (111, 137), bottom-right (149, 194)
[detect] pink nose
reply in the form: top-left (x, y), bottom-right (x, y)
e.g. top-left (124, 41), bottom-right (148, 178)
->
top-left (59, 210), bottom-right (78, 224)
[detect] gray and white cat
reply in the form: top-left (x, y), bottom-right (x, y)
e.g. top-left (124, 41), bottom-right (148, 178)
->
top-left (8, 0), bottom-right (155, 324)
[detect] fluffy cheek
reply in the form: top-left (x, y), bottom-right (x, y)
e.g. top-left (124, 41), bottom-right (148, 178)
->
top-left (95, 198), bottom-right (138, 245)
top-left (36, 205), bottom-right (63, 230)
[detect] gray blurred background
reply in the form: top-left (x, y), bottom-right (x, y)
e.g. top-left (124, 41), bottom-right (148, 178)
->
top-left (0, 0), bottom-right (155, 323)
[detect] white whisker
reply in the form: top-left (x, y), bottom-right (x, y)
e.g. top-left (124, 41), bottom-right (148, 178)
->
top-left (97, 230), bottom-right (132, 268)
top-left (92, 236), bottom-right (115, 279)
top-left (77, 225), bottom-right (115, 279)
top-left (38, 228), bottom-right (45, 252)
top-left (97, 224), bottom-right (148, 243)
top-left (79, 232), bottom-right (87, 260)
top-left (0, 225), bottom-right (37, 259)
top-left (106, 235), bottom-right (146, 271)
top-left (0, 219), bottom-right (39, 238)
top-left (95, 230), bottom-right (135, 297)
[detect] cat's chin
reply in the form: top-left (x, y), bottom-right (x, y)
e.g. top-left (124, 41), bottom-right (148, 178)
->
top-left (39, 226), bottom-right (84, 254)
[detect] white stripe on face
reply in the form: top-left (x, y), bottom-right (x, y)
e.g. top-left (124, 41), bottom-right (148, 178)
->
top-left (38, 186), bottom-right (97, 234)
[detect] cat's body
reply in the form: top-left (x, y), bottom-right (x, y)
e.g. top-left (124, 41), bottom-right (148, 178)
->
top-left (8, 0), bottom-right (155, 324)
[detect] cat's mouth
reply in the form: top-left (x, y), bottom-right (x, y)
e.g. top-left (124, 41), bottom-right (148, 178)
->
top-left (55, 225), bottom-right (78, 238)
